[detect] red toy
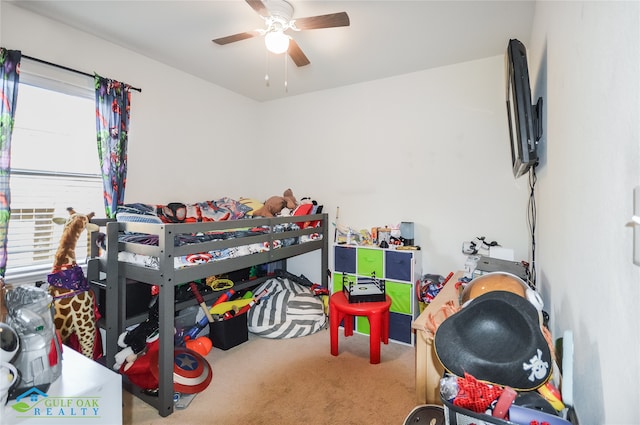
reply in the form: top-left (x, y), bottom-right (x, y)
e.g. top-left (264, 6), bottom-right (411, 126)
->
top-left (148, 346), bottom-right (213, 394)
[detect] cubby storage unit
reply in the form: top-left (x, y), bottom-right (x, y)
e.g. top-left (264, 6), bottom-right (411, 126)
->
top-left (332, 244), bottom-right (422, 345)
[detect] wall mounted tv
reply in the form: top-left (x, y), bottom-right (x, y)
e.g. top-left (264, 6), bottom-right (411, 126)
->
top-left (506, 39), bottom-right (543, 178)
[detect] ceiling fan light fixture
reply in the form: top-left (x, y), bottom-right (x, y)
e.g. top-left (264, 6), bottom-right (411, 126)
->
top-left (265, 30), bottom-right (290, 54)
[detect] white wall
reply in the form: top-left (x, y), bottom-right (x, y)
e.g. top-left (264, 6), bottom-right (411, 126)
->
top-left (529, 1), bottom-right (640, 423)
top-left (261, 56), bottom-right (532, 278)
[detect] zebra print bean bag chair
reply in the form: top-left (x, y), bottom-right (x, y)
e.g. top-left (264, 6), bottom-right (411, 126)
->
top-left (247, 276), bottom-right (326, 339)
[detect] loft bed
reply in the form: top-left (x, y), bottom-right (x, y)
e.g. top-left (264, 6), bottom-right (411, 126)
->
top-left (87, 212), bottom-right (329, 417)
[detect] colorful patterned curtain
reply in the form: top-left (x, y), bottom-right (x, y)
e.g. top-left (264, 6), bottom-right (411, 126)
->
top-left (0, 49), bottom-right (21, 279)
top-left (95, 75), bottom-right (131, 219)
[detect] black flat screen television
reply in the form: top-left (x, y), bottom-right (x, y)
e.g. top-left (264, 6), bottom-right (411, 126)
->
top-left (506, 39), bottom-right (543, 178)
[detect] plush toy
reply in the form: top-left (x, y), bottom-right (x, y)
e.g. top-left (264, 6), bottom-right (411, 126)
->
top-left (47, 208), bottom-right (101, 359)
top-left (251, 189), bottom-right (298, 217)
top-left (113, 297), bottom-right (160, 372)
top-left (118, 339), bottom-right (160, 390)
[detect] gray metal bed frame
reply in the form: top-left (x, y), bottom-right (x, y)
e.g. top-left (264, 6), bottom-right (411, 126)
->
top-left (87, 213), bottom-right (329, 417)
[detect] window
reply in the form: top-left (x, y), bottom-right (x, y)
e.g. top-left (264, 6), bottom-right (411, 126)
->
top-left (5, 59), bottom-right (104, 285)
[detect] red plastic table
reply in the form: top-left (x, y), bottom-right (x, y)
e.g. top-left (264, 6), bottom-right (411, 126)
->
top-left (329, 291), bottom-right (392, 364)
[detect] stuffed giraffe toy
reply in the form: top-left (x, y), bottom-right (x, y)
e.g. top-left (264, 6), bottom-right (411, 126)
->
top-left (47, 208), bottom-right (99, 359)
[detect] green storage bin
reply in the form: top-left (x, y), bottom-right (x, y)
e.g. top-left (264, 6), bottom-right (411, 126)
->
top-left (357, 248), bottom-right (383, 278)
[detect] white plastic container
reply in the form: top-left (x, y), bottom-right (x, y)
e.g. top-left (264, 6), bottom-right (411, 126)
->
top-left (0, 361), bottom-right (18, 406)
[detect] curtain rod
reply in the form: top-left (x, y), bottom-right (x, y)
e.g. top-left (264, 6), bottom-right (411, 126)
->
top-left (22, 54), bottom-right (142, 93)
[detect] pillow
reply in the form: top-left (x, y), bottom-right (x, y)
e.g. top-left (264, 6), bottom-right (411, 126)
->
top-left (214, 197), bottom-right (253, 220)
top-left (238, 198), bottom-right (264, 216)
top-left (192, 201), bottom-right (230, 222)
top-left (116, 212), bottom-right (163, 224)
top-left (292, 204), bottom-right (314, 228)
top-left (117, 203), bottom-right (156, 214)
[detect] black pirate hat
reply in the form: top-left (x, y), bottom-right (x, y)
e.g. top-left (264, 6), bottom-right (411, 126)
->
top-left (434, 290), bottom-right (551, 390)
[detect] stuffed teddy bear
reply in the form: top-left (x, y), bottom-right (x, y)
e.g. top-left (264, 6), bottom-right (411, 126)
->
top-left (251, 189), bottom-right (297, 217)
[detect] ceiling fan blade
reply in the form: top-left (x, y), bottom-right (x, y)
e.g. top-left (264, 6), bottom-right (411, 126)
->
top-left (212, 31), bottom-right (259, 45)
top-left (288, 38), bottom-right (310, 67)
top-left (245, 0), bottom-right (269, 17)
top-left (294, 12), bottom-right (350, 30)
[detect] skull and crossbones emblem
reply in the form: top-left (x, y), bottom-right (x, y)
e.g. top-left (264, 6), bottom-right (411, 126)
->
top-left (522, 348), bottom-right (549, 382)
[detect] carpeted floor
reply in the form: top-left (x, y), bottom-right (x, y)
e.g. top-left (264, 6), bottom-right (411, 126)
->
top-left (122, 328), bottom-right (418, 424)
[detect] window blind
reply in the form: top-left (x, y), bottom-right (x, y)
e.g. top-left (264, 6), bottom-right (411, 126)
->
top-left (5, 170), bottom-right (103, 283)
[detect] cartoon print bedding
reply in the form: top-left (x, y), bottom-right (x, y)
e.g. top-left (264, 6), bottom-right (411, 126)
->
top-left (111, 199), bottom-right (321, 270)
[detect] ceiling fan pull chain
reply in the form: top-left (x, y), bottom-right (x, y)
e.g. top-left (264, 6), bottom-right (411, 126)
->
top-left (284, 53), bottom-right (288, 93)
top-left (265, 49), bottom-right (270, 87)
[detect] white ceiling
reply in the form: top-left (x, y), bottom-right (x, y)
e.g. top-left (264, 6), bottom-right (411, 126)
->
top-left (8, 0), bottom-right (536, 102)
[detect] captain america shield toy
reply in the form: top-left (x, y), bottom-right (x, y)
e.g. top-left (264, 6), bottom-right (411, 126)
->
top-left (150, 347), bottom-right (213, 394)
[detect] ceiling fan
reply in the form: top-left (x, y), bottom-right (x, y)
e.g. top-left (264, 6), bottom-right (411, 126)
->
top-left (212, 0), bottom-right (350, 67)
